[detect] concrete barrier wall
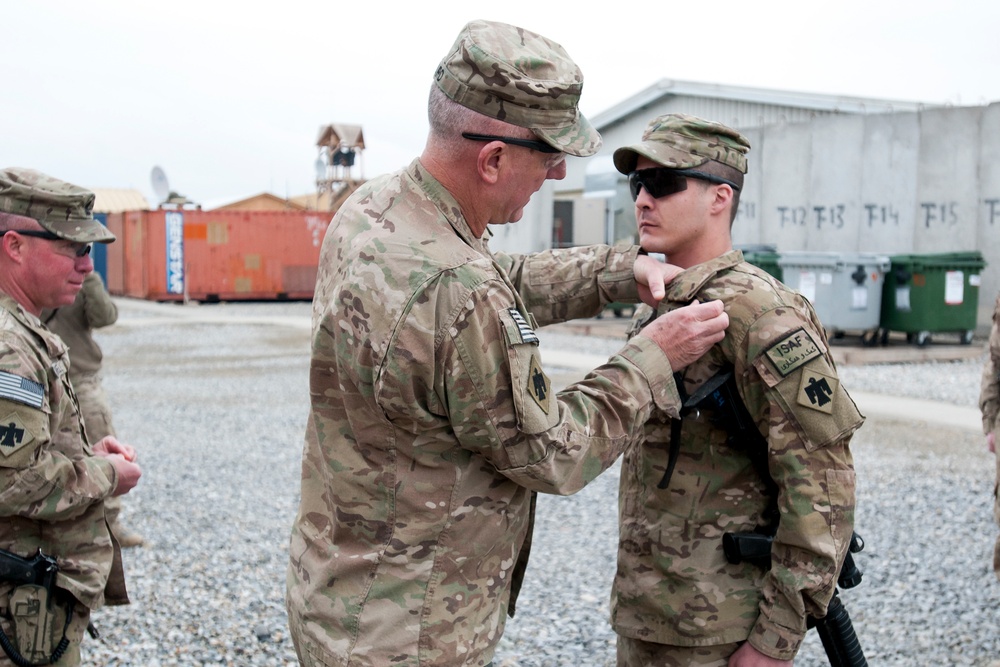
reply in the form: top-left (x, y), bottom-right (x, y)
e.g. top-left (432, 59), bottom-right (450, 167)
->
top-left (733, 103), bottom-right (1000, 328)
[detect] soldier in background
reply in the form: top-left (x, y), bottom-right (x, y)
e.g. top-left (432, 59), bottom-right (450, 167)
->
top-left (610, 115), bottom-right (863, 666)
top-left (0, 167), bottom-right (142, 665)
top-left (980, 292), bottom-right (1000, 581)
top-left (285, 20), bottom-right (730, 667)
top-left (43, 271), bottom-right (144, 548)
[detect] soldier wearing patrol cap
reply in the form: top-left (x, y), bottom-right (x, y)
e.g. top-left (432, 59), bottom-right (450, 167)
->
top-left (285, 20), bottom-right (730, 667)
top-left (610, 115), bottom-right (863, 666)
top-left (0, 168), bottom-right (142, 666)
top-left (981, 292), bottom-right (1000, 581)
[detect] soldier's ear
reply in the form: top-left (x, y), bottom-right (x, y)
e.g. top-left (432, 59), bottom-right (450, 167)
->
top-left (1, 232), bottom-right (27, 264)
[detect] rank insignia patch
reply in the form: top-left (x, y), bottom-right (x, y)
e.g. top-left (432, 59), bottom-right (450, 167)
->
top-left (797, 370), bottom-right (839, 414)
top-left (527, 354), bottom-right (551, 414)
top-left (764, 328), bottom-right (822, 377)
top-left (0, 413), bottom-right (35, 457)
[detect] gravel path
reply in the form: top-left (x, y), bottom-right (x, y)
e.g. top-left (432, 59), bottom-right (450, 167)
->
top-left (78, 300), bottom-right (998, 666)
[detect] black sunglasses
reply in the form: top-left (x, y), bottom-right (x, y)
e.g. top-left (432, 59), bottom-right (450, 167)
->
top-left (628, 167), bottom-right (741, 201)
top-left (461, 132), bottom-right (561, 154)
top-left (3, 229), bottom-right (93, 257)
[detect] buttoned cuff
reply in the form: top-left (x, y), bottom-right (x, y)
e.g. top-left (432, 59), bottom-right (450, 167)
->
top-left (92, 455), bottom-right (118, 498)
top-left (747, 614), bottom-right (806, 661)
top-left (597, 244), bottom-right (643, 304)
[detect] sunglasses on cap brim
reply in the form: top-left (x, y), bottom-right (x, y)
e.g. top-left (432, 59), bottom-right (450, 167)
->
top-left (628, 167), bottom-right (741, 201)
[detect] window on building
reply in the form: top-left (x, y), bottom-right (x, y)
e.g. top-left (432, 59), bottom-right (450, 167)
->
top-left (553, 200), bottom-right (574, 248)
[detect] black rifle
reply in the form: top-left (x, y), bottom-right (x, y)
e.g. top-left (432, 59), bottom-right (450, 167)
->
top-left (671, 366), bottom-right (867, 666)
top-left (0, 547), bottom-right (72, 667)
top-left (724, 531), bottom-right (868, 667)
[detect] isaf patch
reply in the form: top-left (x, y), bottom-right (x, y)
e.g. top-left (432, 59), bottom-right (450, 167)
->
top-left (797, 369), bottom-right (839, 413)
top-left (527, 354), bottom-right (551, 415)
top-left (0, 413), bottom-right (36, 458)
top-left (764, 328), bottom-right (822, 377)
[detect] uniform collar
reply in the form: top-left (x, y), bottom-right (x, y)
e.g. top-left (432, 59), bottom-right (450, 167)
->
top-left (0, 290), bottom-right (67, 358)
top-left (407, 159), bottom-right (490, 255)
top-left (664, 249), bottom-right (745, 304)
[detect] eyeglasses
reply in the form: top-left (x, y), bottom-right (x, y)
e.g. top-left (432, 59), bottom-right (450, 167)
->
top-left (628, 167), bottom-right (741, 201)
top-left (461, 132), bottom-right (561, 154)
top-left (3, 229), bottom-right (93, 257)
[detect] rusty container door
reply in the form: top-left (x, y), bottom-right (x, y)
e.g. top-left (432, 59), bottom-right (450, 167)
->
top-left (114, 209), bottom-right (328, 301)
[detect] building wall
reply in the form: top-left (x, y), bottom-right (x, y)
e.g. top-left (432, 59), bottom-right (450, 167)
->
top-left (557, 96), bottom-right (849, 251)
top-left (576, 103), bottom-right (1000, 327)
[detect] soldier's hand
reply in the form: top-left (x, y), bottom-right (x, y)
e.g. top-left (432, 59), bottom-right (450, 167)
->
top-left (638, 300), bottom-right (728, 371)
top-left (633, 255), bottom-right (682, 306)
top-left (104, 455), bottom-right (142, 496)
top-left (94, 436), bottom-right (142, 495)
top-left (93, 435), bottom-right (137, 462)
top-left (727, 641), bottom-right (792, 667)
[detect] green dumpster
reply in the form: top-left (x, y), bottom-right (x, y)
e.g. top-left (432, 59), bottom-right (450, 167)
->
top-left (879, 251), bottom-right (986, 346)
top-left (737, 244), bottom-right (782, 281)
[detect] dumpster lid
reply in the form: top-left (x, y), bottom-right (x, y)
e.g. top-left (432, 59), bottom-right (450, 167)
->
top-left (778, 251), bottom-right (890, 270)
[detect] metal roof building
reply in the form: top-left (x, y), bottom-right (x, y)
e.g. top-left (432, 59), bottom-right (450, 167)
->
top-left (524, 78), bottom-right (933, 253)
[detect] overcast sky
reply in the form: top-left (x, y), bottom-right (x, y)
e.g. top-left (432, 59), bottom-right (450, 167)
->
top-left (6, 0), bottom-right (1000, 208)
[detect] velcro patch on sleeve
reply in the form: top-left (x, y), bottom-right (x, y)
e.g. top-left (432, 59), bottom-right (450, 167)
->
top-left (527, 354), bottom-right (551, 415)
top-left (0, 412), bottom-right (36, 458)
top-left (508, 308), bottom-right (539, 345)
top-left (763, 328), bottom-right (822, 377)
top-left (0, 371), bottom-right (44, 409)
top-left (797, 369), bottom-right (839, 413)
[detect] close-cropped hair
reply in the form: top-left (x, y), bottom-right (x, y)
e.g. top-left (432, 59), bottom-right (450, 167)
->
top-left (427, 84), bottom-right (539, 148)
top-left (0, 212), bottom-right (38, 232)
top-left (692, 159), bottom-right (744, 225)
top-left (428, 85), bottom-right (480, 142)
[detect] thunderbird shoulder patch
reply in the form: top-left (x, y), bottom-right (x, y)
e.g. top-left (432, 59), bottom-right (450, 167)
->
top-left (764, 328), bottom-right (822, 377)
top-left (0, 413), bottom-right (36, 458)
top-left (527, 354), bottom-right (551, 414)
top-left (797, 369), bottom-right (839, 413)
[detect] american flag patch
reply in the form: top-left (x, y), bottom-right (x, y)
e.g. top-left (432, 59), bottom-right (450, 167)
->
top-left (0, 371), bottom-right (44, 409)
top-left (508, 308), bottom-right (539, 345)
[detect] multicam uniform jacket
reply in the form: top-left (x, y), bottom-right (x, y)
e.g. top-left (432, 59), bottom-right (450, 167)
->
top-left (43, 271), bottom-right (118, 378)
top-left (612, 251), bottom-right (862, 661)
top-left (286, 159), bottom-right (682, 667)
top-left (0, 292), bottom-right (126, 611)
top-left (980, 293), bottom-right (1000, 576)
top-left (42, 272), bottom-right (119, 440)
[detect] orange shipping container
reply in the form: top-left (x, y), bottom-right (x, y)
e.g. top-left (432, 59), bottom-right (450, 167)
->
top-left (104, 209), bottom-right (331, 301)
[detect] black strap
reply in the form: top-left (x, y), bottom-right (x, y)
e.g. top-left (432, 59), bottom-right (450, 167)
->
top-left (657, 369), bottom-right (741, 490)
top-left (657, 366), bottom-right (780, 532)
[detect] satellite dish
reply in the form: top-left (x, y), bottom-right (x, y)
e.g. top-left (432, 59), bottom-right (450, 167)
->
top-left (150, 166), bottom-right (171, 203)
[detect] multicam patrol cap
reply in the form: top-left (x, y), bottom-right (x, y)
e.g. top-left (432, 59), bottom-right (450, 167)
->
top-left (0, 167), bottom-right (116, 244)
top-left (613, 113), bottom-right (750, 175)
top-left (434, 19), bottom-right (602, 157)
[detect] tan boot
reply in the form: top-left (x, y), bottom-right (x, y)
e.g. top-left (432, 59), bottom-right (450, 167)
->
top-left (115, 526), bottom-right (145, 548)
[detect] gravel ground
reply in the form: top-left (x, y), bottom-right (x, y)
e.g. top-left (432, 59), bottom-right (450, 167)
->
top-left (78, 299), bottom-right (998, 666)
